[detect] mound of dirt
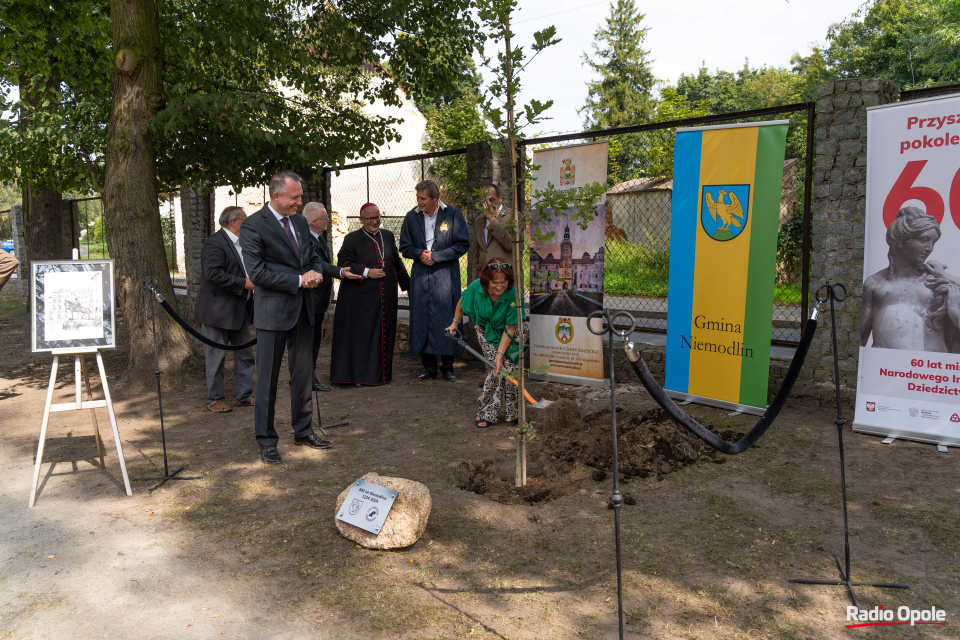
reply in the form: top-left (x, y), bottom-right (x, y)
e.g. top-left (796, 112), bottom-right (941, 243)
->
top-left (459, 401), bottom-right (744, 504)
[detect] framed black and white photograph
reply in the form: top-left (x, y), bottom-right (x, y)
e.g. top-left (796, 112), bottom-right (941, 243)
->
top-left (31, 260), bottom-right (116, 353)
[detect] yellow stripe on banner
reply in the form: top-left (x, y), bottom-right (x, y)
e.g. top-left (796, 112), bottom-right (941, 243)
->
top-left (687, 127), bottom-right (759, 403)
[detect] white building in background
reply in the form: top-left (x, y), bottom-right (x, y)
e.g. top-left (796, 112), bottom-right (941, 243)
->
top-left (174, 75), bottom-right (429, 270)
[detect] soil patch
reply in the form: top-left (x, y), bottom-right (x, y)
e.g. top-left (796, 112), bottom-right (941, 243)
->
top-left (459, 400), bottom-right (747, 504)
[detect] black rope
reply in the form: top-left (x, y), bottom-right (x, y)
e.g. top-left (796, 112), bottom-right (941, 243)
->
top-left (624, 310), bottom-right (819, 455)
top-left (144, 280), bottom-right (257, 351)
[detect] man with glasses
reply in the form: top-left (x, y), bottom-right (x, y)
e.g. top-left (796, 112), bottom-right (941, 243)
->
top-left (330, 203), bottom-right (409, 386)
top-left (400, 179), bottom-right (470, 381)
top-left (472, 183), bottom-right (514, 280)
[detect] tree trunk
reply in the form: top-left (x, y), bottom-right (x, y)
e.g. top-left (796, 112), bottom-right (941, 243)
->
top-left (23, 184), bottom-right (66, 260)
top-left (20, 74), bottom-right (68, 261)
top-left (105, 0), bottom-right (193, 379)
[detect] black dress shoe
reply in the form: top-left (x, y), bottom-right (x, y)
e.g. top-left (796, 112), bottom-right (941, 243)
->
top-left (294, 433), bottom-right (332, 449)
top-left (260, 445), bottom-right (281, 464)
top-left (441, 370), bottom-right (456, 382)
top-left (418, 371), bottom-right (437, 381)
top-left (312, 381), bottom-right (331, 392)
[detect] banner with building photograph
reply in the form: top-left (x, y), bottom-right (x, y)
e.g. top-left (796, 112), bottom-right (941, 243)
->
top-left (529, 141), bottom-right (608, 383)
top-left (665, 121), bottom-right (789, 413)
top-left (854, 94), bottom-right (960, 446)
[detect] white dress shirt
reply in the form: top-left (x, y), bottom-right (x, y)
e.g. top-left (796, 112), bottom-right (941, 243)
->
top-left (484, 204), bottom-right (504, 245)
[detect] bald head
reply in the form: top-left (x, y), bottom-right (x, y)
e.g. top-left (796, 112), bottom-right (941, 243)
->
top-left (304, 202), bottom-right (329, 234)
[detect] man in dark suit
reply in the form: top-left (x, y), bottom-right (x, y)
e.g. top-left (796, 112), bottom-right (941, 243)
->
top-left (239, 171), bottom-right (331, 464)
top-left (303, 202), bottom-right (359, 391)
top-left (196, 206), bottom-right (256, 413)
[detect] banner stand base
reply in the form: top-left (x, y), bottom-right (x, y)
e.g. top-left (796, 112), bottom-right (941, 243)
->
top-left (132, 280), bottom-right (201, 492)
top-left (665, 390), bottom-right (765, 417)
top-left (529, 371), bottom-right (608, 389)
top-left (789, 554), bottom-right (910, 610)
top-left (789, 283), bottom-right (909, 609)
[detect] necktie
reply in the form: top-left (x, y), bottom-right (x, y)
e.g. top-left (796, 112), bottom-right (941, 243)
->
top-left (280, 217), bottom-right (299, 255)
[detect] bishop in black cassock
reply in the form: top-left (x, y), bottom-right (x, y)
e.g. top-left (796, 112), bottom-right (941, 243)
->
top-left (330, 204), bottom-right (410, 386)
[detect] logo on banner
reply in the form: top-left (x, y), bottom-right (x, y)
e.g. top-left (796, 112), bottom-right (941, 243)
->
top-left (951, 413), bottom-right (960, 423)
top-left (909, 407), bottom-right (919, 417)
top-left (701, 185), bottom-right (750, 241)
top-left (559, 158), bottom-right (576, 186)
top-left (555, 317), bottom-right (574, 344)
top-left (867, 402), bottom-right (876, 412)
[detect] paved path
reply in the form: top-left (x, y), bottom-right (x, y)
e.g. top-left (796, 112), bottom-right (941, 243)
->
top-left (0, 377), bottom-right (352, 640)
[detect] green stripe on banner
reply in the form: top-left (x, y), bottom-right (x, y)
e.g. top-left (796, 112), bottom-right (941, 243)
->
top-left (739, 125), bottom-right (788, 407)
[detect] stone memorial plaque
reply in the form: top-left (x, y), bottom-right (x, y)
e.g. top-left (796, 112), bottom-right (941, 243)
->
top-left (336, 478), bottom-right (399, 534)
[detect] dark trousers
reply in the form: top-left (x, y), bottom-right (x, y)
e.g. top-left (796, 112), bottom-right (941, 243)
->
top-left (421, 352), bottom-right (455, 375)
top-left (202, 322), bottom-right (254, 404)
top-left (254, 303), bottom-right (316, 447)
top-left (310, 303), bottom-right (330, 384)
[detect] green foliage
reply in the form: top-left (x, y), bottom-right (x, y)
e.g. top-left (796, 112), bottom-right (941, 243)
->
top-left (421, 57), bottom-right (489, 208)
top-left (0, 0), bottom-right (111, 193)
top-left (580, 0), bottom-right (657, 130)
top-left (402, 48), bottom-right (484, 111)
top-left (674, 63), bottom-right (808, 115)
top-left (0, 182), bottom-right (21, 212)
top-left (0, 0), bottom-right (484, 194)
top-left (603, 236), bottom-right (669, 298)
top-left (636, 88), bottom-right (709, 180)
top-left (93, 215), bottom-right (105, 244)
top-left (579, 0), bottom-right (657, 183)
top-left (776, 212), bottom-right (805, 285)
top-left (824, 0), bottom-right (960, 88)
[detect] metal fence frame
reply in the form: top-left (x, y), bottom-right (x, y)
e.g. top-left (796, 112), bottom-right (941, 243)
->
top-left (326, 147), bottom-right (470, 307)
top-left (517, 102), bottom-right (816, 345)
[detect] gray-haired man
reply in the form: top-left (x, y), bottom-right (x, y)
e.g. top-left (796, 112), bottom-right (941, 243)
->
top-left (195, 206), bottom-right (256, 413)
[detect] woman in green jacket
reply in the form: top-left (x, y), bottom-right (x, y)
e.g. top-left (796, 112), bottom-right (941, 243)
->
top-left (446, 258), bottom-right (527, 428)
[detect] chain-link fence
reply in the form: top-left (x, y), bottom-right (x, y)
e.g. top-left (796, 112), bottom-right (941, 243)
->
top-left (70, 196), bottom-right (184, 289)
top-left (72, 197), bottom-right (107, 259)
top-left (520, 103), bottom-right (813, 345)
top-left (327, 149), bottom-right (469, 307)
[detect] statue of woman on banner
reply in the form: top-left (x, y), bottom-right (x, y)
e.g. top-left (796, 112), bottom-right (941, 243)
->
top-left (860, 206), bottom-right (960, 353)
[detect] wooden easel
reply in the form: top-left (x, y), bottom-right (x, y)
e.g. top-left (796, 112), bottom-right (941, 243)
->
top-left (29, 349), bottom-right (132, 507)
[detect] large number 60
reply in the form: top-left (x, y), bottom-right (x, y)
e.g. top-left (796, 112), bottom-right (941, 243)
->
top-left (882, 160), bottom-right (960, 229)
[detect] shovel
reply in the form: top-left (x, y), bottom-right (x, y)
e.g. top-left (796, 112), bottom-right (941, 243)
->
top-left (447, 332), bottom-right (553, 409)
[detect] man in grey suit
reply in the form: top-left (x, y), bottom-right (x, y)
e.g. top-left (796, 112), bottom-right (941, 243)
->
top-left (472, 183), bottom-right (514, 279)
top-left (240, 171), bottom-right (331, 464)
top-left (196, 206), bottom-right (256, 413)
top-left (303, 202), bottom-right (359, 391)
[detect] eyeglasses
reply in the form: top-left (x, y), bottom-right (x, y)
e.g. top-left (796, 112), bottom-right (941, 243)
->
top-left (361, 216), bottom-right (381, 221)
top-left (488, 263), bottom-right (511, 271)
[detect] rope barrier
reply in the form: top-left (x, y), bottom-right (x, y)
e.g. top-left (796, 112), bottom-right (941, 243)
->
top-left (144, 279), bottom-right (257, 351)
top-left (623, 306), bottom-right (820, 455)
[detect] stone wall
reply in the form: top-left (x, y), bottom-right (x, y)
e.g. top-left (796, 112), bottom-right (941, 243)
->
top-left (800, 78), bottom-right (899, 400)
top-left (463, 139), bottom-right (517, 281)
top-left (3, 205), bottom-right (28, 298)
top-left (177, 185), bottom-right (215, 318)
